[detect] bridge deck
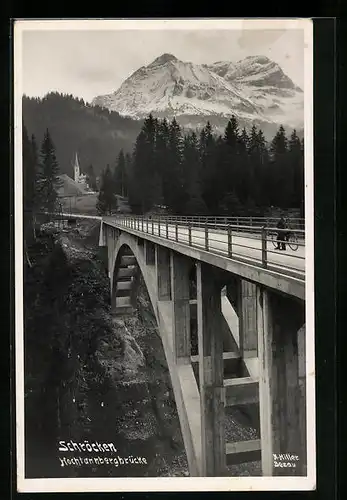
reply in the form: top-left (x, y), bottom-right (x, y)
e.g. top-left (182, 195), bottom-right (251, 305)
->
top-left (103, 217), bottom-right (305, 300)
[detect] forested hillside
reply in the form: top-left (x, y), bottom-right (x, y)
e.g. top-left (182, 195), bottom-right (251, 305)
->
top-left (22, 93), bottom-right (142, 178)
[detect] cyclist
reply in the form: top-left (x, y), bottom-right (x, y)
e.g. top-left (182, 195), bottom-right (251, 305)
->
top-left (276, 216), bottom-right (290, 250)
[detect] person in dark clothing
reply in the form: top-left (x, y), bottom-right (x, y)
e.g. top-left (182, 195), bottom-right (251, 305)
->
top-left (276, 216), bottom-right (289, 250)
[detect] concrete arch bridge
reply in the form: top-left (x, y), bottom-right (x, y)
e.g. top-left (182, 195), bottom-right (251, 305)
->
top-left (98, 215), bottom-right (307, 478)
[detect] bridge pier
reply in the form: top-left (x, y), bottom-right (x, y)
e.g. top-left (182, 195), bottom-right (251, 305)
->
top-left (170, 251), bottom-right (191, 364)
top-left (196, 262), bottom-right (226, 477)
top-left (144, 240), bottom-right (155, 266)
top-left (239, 281), bottom-right (258, 358)
top-left (107, 226), bottom-right (118, 297)
top-left (226, 278), bottom-right (257, 358)
top-left (257, 287), bottom-right (306, 476)
top-left (155, 245), bottom-right (171, 301)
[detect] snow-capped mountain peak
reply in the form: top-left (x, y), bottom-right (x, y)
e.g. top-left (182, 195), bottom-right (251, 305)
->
top-left (92, 53), bottom-right (304, 137)
top-left (148, 53), bottom-right (178, 67)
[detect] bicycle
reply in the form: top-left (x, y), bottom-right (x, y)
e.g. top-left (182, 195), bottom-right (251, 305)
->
top-left (287, 231), bottom-right (299, 251)
top-left (269, 230), bottom-right (299, 251)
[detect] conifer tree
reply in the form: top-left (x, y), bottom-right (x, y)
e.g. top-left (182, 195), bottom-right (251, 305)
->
top-left (30, 134), bottom-right (40, 233)
top-left (96, 164), bottom-right (116, 215)
top-left (155, 118), bottom-right (170, 208)
top-left (113, 149), bottom-right (128, 197)
top-left (166, 117), bottom-right (184, 213)
top-left (38, 128), bottom-right (61, 213)
top-left (130, 114), bottom-right (159, 213)
top-left (182, 132), bottom-right (207, 214)
top-left (86, 164), bottom-right (97, 191)
top-left (247, 125), bottom-right (268, 207)
top-left (269, 124), bottom-right (288, 207)
top-left (23, 124), bottom-right (37, 246)
top-left (237, 127), bottom-right (250, 205)
top-left (256, 128), bottom-right (270, 207)
top-left (217, 116), bottom-right (241, 214)
top-left (288, 129), bottom-right (304, 210)
top-left (200, 122), bottom-right (217, 211)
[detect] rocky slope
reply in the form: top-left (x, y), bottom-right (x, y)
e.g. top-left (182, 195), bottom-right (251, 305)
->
top-left (92, 53), bottom-right (303, 137)
top-left (24, 219), bottom-right (188, 478)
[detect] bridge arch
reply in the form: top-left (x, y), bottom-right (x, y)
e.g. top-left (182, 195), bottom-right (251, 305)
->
top-left (110, 234), bottom-right (160, 323)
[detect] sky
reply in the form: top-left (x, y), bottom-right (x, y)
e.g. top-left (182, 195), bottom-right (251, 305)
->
top-left (21, 24), bottom-right (305, 103)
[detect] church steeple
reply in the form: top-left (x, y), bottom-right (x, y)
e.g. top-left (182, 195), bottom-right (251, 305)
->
top-left (73, 152), bottom-right (80, 182)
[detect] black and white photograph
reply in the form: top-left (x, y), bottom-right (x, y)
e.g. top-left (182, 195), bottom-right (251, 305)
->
top-left (14, 18), bottom-right (315, 492)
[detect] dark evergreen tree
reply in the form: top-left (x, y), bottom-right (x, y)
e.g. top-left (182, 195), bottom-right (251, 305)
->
top-left (23, 124), bottom-right (37, 249)
top-left (216, 116), bottom-right (241, 214)
top-left (124, 152), bottom-right (133, 201)
top-left (200, 122), bottom-right (217, 211)
top-left (166, 117), bottom-right (184, 213)
top-left (269, 124), bottom-right (288, 207)
top-left (288, 130), bottom-right (304, 211)
top-left (256, 128), bottom-right (270, 208)
top-left (237, 127), bottom-right (250, 205)
top-left (247, 125), bottom-right (269, 208)
top-left (113, 149), bottom-right (128, 197)
top-left (38, 128), bottom-right (61, 213)
top-left (181, 132), bottom-right (208, 214)
top-left (86, 164), bottom-right (97, 191)
top-left (247, 124), bottom-right (259, 191)
top-left (96, 164), bottom-right (116, 215)
top-left (130, 114), bottom-right (159, 213)
top-left (155, 118), bottom-right (170, 208)
top-left (240, 127), bottom-right (249, 150)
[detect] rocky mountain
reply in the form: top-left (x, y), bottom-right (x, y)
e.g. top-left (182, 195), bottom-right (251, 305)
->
top-left (92, 53), bottom-right (304, 138)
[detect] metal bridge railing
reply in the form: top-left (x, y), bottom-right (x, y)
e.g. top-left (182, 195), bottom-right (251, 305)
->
top-left (110, 215), bottom-right (305, 277)
top-left (142, 215), bottom-right (305, 231)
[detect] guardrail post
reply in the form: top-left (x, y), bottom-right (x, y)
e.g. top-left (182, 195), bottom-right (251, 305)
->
top-left (188, 222), bottom-right (192, 246)
top-left (205, 223), bottom-right (209, 251)
top-left (166, 219), bottom-right (169, 239)
top-left (152, 218), bottom-right (154, 235)
top-left (175, 223), bottom-right (178, 242)
top-left (158, 216), bottom-right (161, 237)
top-left (227, 225), bottom-right (232, 257)
top-left (142, 217), bottom-right (144, 232)
top-left (261, 227), bottom-right (267, 268)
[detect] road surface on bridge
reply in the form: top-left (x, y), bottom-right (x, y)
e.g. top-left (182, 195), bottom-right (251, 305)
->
top-left (107, 218), bottom-right (305, 279)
